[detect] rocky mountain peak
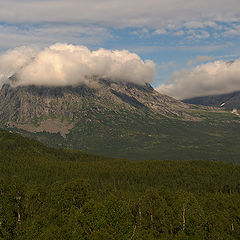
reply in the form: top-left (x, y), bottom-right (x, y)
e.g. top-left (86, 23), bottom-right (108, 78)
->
top-left (0, 76), bottom-right (193, 152)
top-left (0, 77), bottom-right (190, 124)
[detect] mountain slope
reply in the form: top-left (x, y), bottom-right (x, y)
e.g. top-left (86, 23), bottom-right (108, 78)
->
top-left (183, 91), bottom-right (240, 110)
top-left (1, 78), bottom-right (240, 161)
top-left (0, 78), bottom-right (190, 124)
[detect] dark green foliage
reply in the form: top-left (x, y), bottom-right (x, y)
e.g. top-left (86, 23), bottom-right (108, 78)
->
top-left (0, 129), bottom-right (240, 239)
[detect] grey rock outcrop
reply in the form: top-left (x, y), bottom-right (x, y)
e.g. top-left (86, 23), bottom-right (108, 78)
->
top-left (0, 78), bottom-right (190, 128)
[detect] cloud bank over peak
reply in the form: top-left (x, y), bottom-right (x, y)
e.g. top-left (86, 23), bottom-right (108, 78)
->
top-left (156, 60), bottom-right (240, 99)
top-left (0, 43), bottom-right (155, 88)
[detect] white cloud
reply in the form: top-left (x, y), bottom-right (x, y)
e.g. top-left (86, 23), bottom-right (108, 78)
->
top-left (131, 28), bottom-right (151, 38)
top-left (156, 60), bottom-right (240, 99)
top-left (0, 24), bottom-right (111, 49)
top-left (187, 30), bottom-right (210, 40)
top-left (0, 46), bottom-right (38, 86)
top-left (153, 29), bottom-right (167, 35)
top-left (187, 55), bottom-right (213, 65)
top-left (131, 43), bottom-right (233, 55)
top-left (1, 0), bottom-right (240, 29)
top-left (222, 25), bottom-right (240, 37)
top-left (174, 30), bottom-right (185, 36)
top-left (0, 43), bottom-right (155, 88)
top-left (184, 21), bottom-right (205, 29)
top-left (0, 0), bottom-right (238, 49)
top-left (183, 21), bottom-right (218, 29)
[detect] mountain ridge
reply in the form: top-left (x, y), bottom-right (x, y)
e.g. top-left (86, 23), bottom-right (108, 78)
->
top-left (1, 77), bottom-right (240, 161)
top-left (183, 90), bottom-right (240, 110)
top-left (0, 78), bottom-right (190, 124)
top-left (0, 78), bottom-right (193, 139)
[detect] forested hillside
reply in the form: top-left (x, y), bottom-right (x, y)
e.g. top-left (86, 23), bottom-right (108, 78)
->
top-left (0, 128), bottom-right (240, 239)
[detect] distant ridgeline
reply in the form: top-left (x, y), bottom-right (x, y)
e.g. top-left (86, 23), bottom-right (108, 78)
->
top-left (1, 79), bottom-right (240, 162)
top-left (183, 90), bottom-right (240, 111)
top-left (0, 128), bottom-right (240, 239)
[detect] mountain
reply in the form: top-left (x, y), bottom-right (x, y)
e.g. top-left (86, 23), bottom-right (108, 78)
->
top-left (183, 91), bottom-right (240, 110)
top-left (1, 77), bottom-right (240, 161)
top-left (0, 78), bottom-right (190, 124)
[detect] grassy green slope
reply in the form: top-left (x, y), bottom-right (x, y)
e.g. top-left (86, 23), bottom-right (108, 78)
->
top-left (14, 106), bottom-right (240, 162)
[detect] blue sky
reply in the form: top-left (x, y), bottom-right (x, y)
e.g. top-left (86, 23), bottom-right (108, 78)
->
top-left (1, 0), bottom-right (240, 98)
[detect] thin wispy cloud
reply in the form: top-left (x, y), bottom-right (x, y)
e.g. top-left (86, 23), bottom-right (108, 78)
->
top-left (0, 0), bottom-right (240, 45)
top-left (0, 24), bottom-right (112, 49)
top-left (187, 56), bottom-right (213, 66)
top-left (1, 0), bottom-right (240, 28)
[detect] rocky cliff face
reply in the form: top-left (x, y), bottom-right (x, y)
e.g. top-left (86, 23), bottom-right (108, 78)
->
top-left (0, 78), bottom-right (190, 126)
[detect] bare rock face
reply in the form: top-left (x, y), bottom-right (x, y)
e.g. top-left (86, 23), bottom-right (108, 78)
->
top-left (8, 119), bottom-right (74, 138)
top-left (0, 83), bottom-right (94, 123)
top-left (0, 78), bottom-right (190, 126)
top-left (0, 78), bottom-right (196, 151)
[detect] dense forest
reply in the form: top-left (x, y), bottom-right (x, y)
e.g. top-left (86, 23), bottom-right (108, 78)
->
top-left (0, 128), bottom-right (240, 239)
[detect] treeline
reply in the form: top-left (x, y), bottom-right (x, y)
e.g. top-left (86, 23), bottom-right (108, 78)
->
top-left (0, 129), bottom-right (240, 239)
